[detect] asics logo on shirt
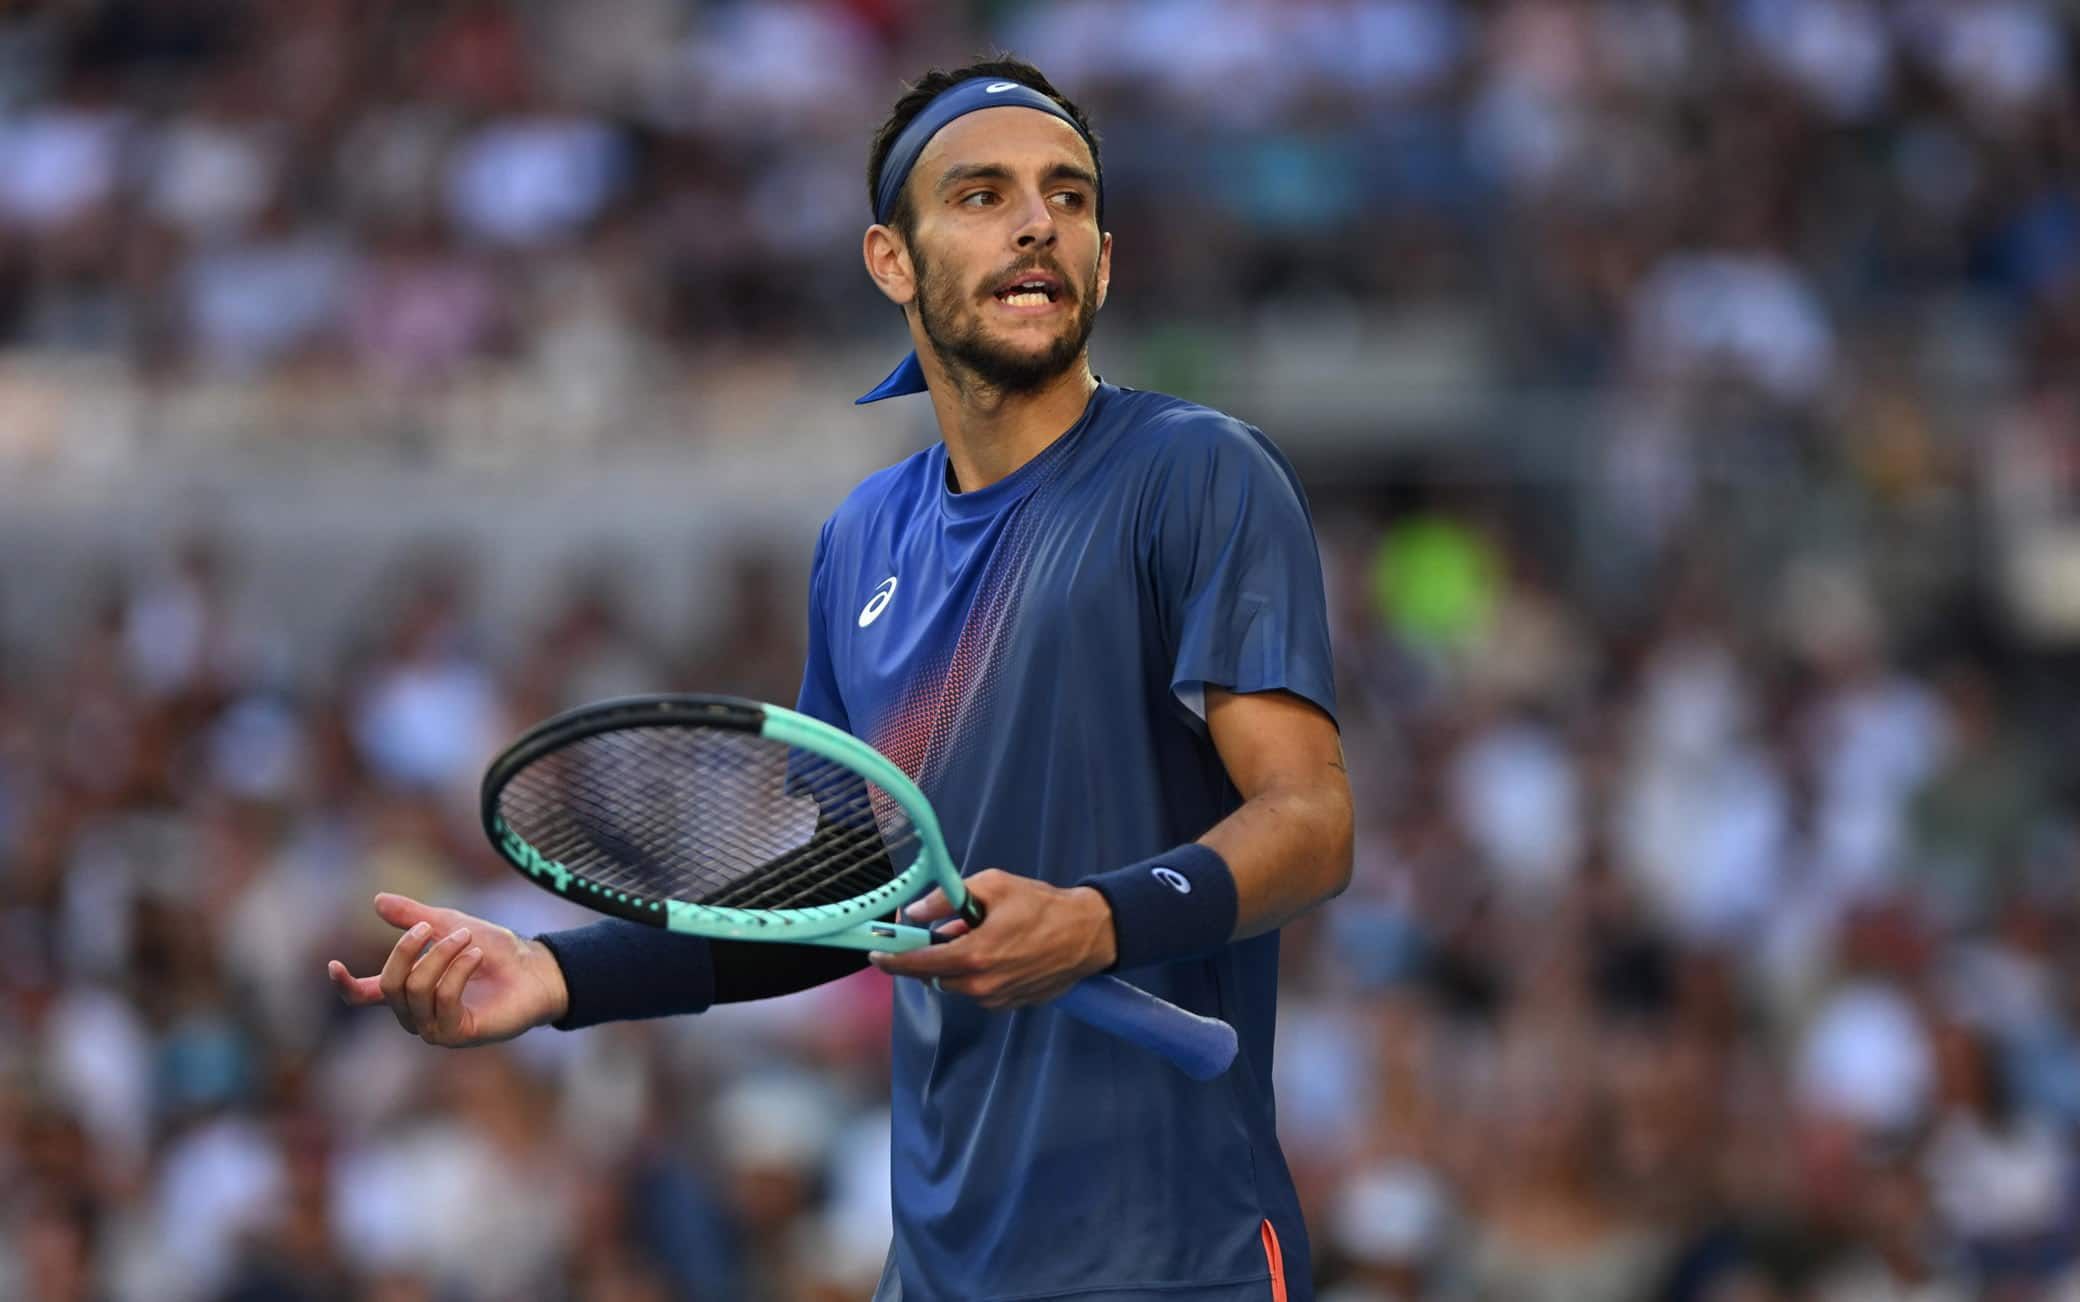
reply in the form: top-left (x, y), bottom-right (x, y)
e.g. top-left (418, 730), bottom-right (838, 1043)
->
top-left (859, 576), bottom-right (899, 628)
top-left (1152, 866), bottom-right (1191, 894)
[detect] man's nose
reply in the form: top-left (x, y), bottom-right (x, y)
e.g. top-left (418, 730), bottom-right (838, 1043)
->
top-left (1013, 193), bottom-right (1058, 249)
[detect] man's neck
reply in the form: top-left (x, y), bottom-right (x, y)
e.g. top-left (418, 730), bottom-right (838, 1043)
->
top-left (925, 362), bottom-right (1099, 493)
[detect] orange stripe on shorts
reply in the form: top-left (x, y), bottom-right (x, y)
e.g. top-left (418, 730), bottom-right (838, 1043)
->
top-left (1260, 1218), bottom-right (1287, 1302)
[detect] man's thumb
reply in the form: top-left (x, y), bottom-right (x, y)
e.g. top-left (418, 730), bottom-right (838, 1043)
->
top-left (372, 892), bottom-right (440, 932)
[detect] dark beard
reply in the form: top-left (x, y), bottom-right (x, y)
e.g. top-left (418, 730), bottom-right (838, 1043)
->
top-left (911, 245), bottom-right (1099, 397)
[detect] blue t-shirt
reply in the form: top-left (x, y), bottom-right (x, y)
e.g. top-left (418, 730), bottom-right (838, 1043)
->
top-left (799, 383), bottom-right (1337, 1302)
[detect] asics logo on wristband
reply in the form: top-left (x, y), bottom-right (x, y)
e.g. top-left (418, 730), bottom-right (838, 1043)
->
top-left (1151, 866), bottom-right (1191, 894)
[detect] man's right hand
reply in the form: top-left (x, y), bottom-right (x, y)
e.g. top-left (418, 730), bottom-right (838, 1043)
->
top-left (327, 892), bottom-right (570, 1047)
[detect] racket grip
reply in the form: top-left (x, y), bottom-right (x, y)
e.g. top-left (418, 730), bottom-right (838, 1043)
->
top-left (1054, 976), bottom-right (1239, 1081)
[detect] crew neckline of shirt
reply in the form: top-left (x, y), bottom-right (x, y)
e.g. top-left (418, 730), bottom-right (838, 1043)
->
top-left (937, 382), bottom-right (1113, 522)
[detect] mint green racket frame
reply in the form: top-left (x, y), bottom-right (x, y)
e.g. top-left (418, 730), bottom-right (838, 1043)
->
top-left (482, 694), bottom-right (1238, 1079)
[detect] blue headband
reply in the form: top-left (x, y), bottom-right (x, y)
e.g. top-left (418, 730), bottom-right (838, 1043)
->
top-left (857, 77), bottom-right (1101, 404)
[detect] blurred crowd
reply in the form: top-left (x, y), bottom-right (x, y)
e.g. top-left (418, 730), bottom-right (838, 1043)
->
top-left (1296, 494), bottom-right (2080, 1302)
top-left (1, 505), bottom-right (2076, 1301)
top-left (0, 0), bottom-right (2074, 444)
top-left (4, 0), bottom-right (2080, 1300)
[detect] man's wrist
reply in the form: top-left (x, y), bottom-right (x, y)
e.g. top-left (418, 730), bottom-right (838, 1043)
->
top-left (1069, 885), bottom-right (1119, 973)
top-left (530, 921), bottom-right (718, 1030)
top-left (524, 937), bottom-right (571, 1026)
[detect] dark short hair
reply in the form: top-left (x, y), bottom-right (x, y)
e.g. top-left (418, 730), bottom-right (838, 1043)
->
top-left (866, 56), bottom-right (1101, 239)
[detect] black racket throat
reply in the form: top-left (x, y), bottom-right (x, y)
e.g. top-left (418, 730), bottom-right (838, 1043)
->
top-left (927, 897), bottom-right (987, 945)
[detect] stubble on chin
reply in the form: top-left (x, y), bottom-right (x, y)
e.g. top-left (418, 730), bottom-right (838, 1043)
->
top-left (911, 251), bottom-right (1098, 398)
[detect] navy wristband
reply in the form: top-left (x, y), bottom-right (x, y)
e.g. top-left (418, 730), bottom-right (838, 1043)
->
top-left (1078, 842), bottom-right (1238, 972)
top-left (534, 920), bottom-right (716, 1030)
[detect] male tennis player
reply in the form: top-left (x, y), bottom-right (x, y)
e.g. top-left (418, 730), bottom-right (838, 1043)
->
top-left (330, 57), bottom-right (1352, 1301)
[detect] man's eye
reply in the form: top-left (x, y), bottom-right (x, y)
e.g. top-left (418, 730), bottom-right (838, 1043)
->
top-left (961, 191), bottom-right (998, 207)
top-left (1052, 191), bottom-right (1087, 209)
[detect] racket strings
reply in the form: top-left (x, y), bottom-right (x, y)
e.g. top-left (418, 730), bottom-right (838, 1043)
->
top-left (549, 745), bottom-right (880, 900)
top-left (509, 745), bottom-right (883, 905)
top-left (716, 816), bottom-right (920, 911)
top-left (494, 724), bottom-right (916, 914)
top-left (556, 730), bottom-right (844, 883)
top-left (553, 757), bottom-right (854, 887)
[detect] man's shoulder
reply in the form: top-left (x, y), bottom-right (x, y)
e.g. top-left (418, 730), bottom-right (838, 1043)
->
top-left (819, 445), bottom-right (939, 546)
top-left (1100, 386), bottom-right (1303, 498)
top-left (1100, 385), bottom-right (1291, 473)
top-left (1103, 385), bottom-right (1260, 450)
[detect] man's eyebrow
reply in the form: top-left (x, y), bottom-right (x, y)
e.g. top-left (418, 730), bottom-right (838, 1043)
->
top-left (935, 163), bottom-right (1014, 193)
top-left (934, 161), bottom-right (1100, 194)
top-left (1042, 163), bottom-right (1099, 192)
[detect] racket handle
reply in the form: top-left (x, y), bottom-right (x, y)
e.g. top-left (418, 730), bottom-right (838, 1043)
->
top-left (1054, 976), bottom-right (1239, 1081)
top-left (950, 893), bottom-right (1236, 1079)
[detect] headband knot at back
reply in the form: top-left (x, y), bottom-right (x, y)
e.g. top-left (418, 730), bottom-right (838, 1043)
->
top-left (858, 77), bottom-right (1102, 405)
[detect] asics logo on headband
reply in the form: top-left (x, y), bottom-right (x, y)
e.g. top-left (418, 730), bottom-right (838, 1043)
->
top-left (985, 82), bottom-right (1018, 93)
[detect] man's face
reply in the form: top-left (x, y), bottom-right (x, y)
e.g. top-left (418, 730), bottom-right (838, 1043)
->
top-left (891, 108), bottom-right (1111, 394)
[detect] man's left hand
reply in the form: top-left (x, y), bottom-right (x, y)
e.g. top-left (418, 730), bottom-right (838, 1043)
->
top-left (869, 871), bottom-right (1118, 1008)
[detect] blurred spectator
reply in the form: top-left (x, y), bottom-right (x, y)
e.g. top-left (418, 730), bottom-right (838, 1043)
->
top-left (0, 64), bottom-right (126, 236)
top-left (1320, 1161), bottom-right (1458, 1301)
top-left (348, 216), bottom-right (509, 390)
top-left (1923, 1020), bottom-right (2078, 1286)
top-left (179, 191), bottom-right (355, 377)
top-left (347, 563), bottom-right (502, 796)
top-left (442, 108), bottom-right (629, 251)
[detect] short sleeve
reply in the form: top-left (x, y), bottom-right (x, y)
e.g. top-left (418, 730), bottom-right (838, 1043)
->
top-left (795, 518), bottom-right (851, 730)
top-left (1151, 420), bottom-right (1337, 727)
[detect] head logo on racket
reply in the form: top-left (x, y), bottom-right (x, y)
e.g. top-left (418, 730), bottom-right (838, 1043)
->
top-left (859, 576), bottom-right (898, 628)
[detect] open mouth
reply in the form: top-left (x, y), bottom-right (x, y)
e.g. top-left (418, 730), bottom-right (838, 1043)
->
top-left (993, 273), bottom-right (1064, 307)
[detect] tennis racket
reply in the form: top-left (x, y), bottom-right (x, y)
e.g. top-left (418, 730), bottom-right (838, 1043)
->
top-left (479, 693), bottom-right (1239, 1080)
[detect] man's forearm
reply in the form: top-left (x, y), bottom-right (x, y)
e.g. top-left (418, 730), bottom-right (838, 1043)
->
top-left (1201, 777), bottom-right (1354, 940)
top-left (535, 920), bottom-right (869, 1029)
top-left (1075, 774), bottom-right (1353, 973)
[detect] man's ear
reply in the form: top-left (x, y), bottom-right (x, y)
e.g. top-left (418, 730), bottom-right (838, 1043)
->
top-left (863, 224), bottom-right (917, 307)
top-left (1094, 230), bottom-right (1113, 311)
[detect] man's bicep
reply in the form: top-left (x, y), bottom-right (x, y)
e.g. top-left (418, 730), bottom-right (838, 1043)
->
top-left (1202, 686), bottom-right (1345, 801)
